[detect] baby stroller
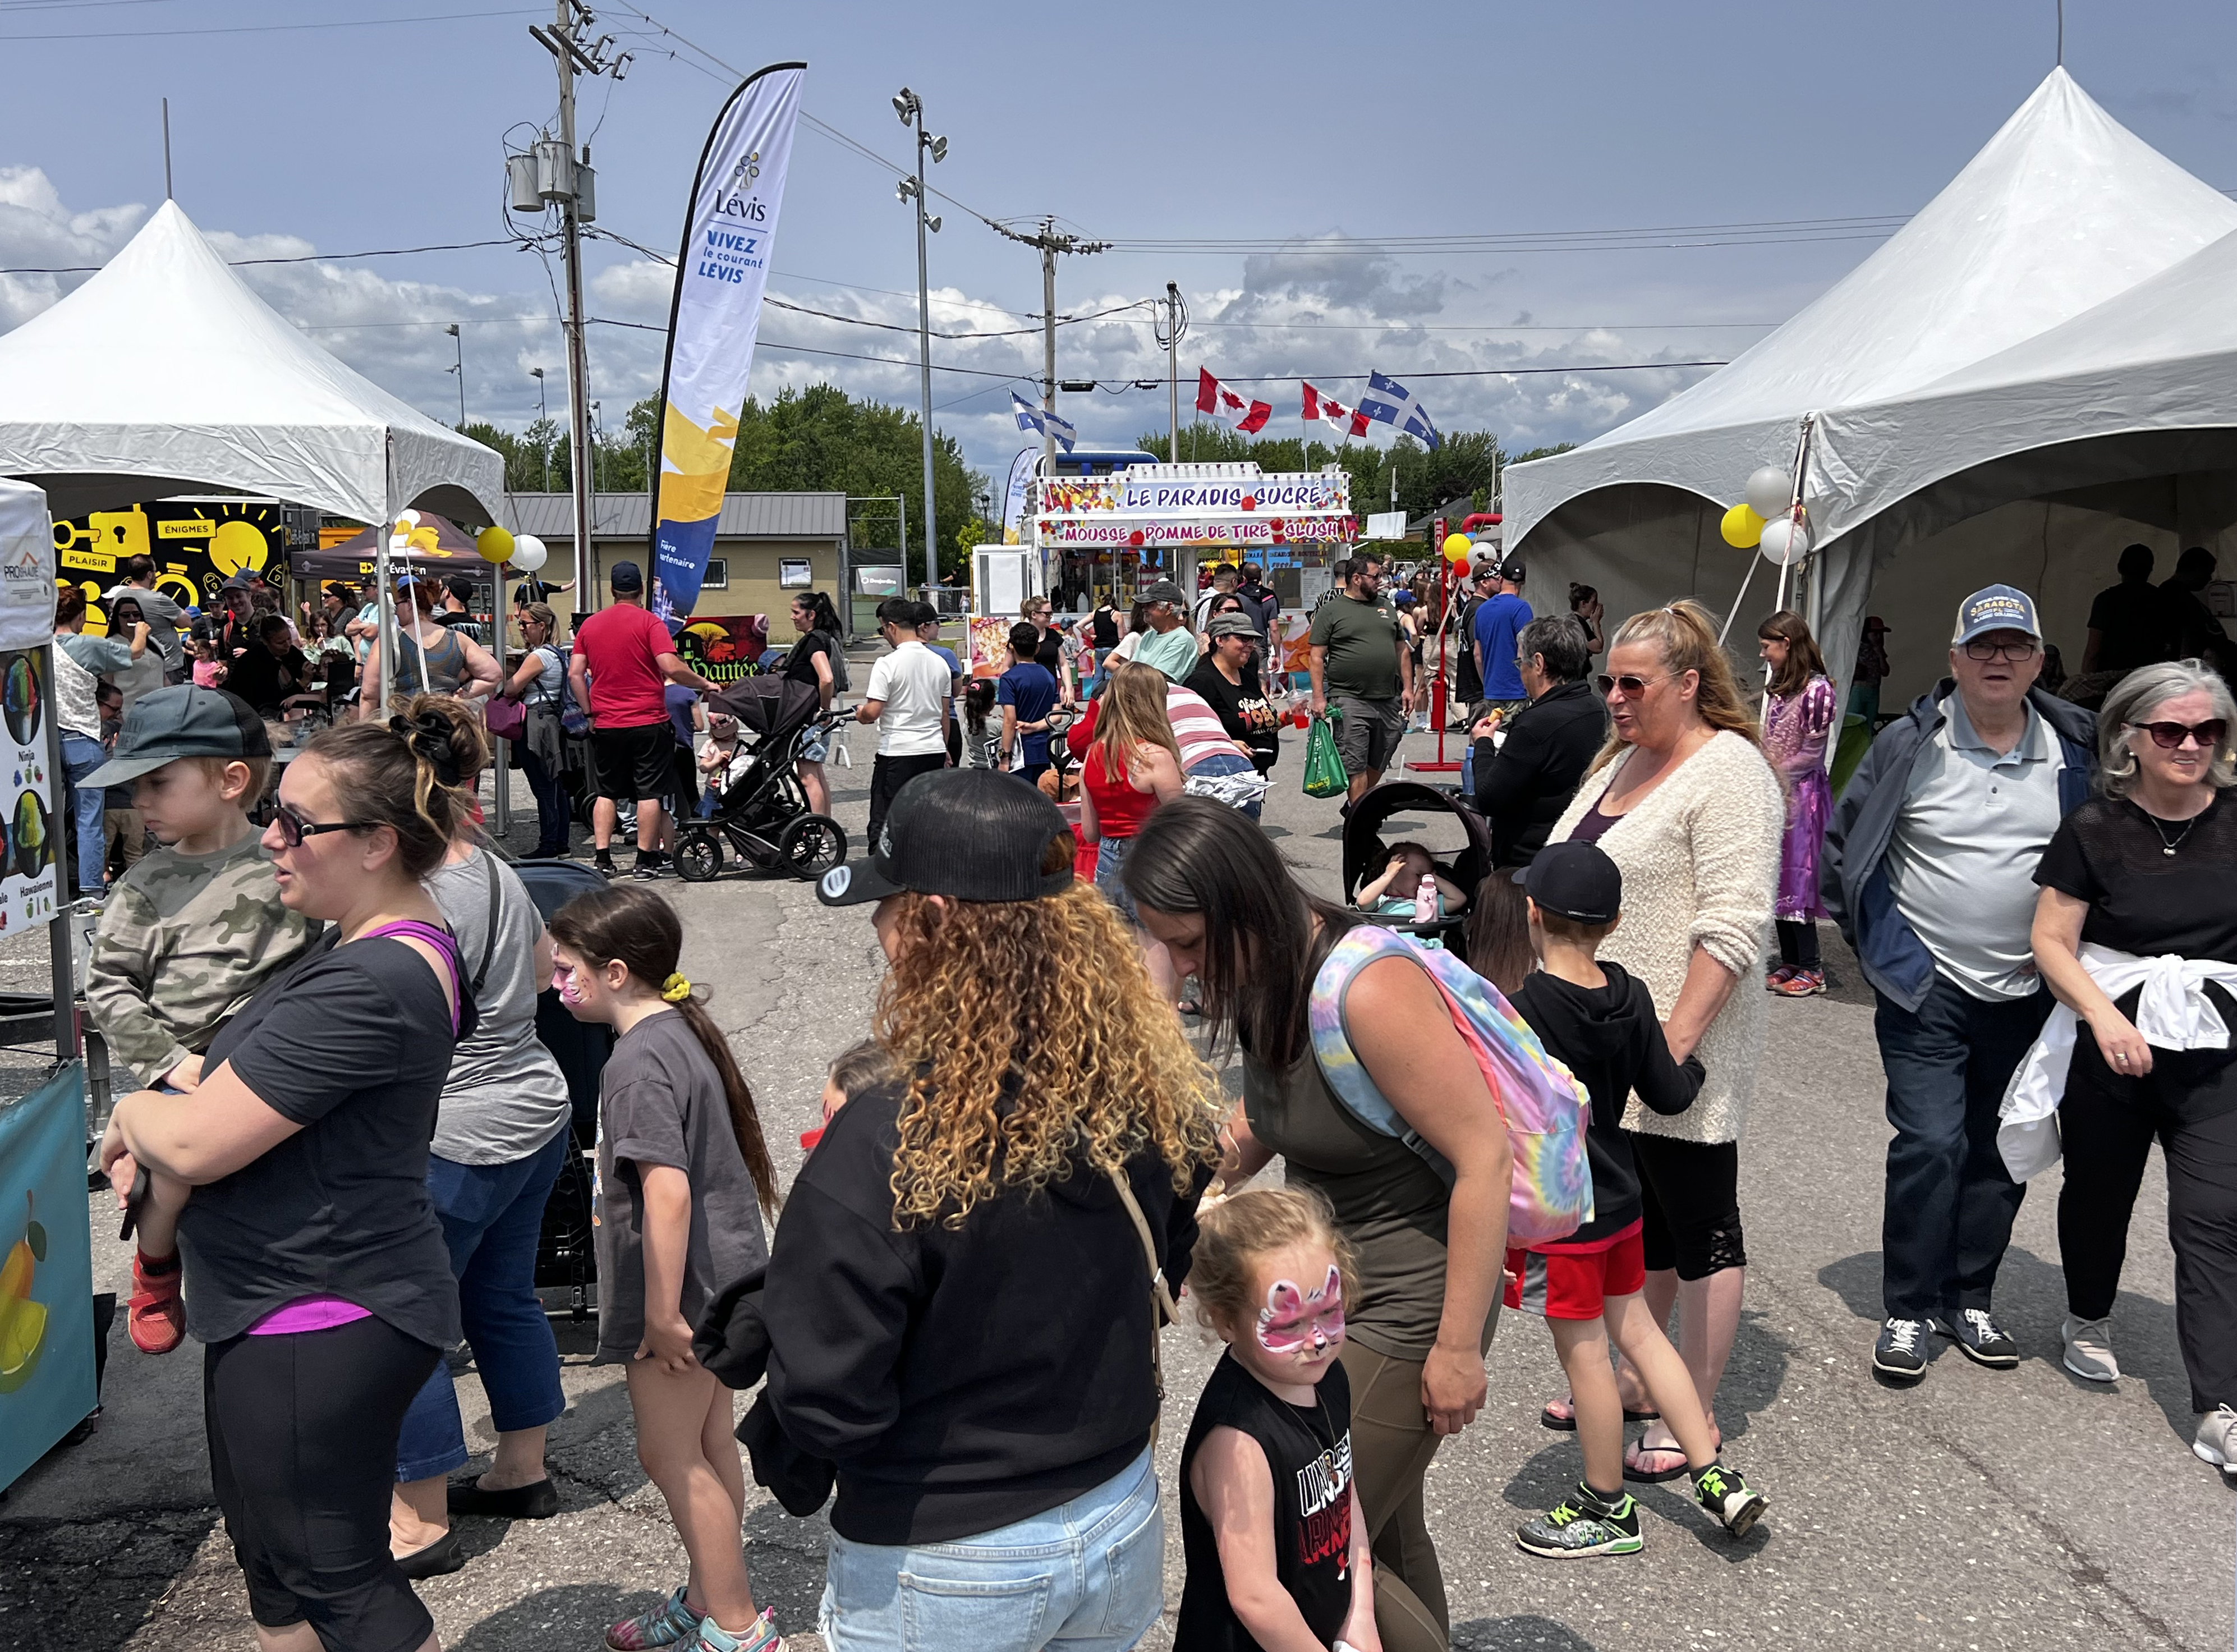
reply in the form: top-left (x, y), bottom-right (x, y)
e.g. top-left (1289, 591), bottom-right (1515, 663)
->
top-left (1340, 780), bottom-right (1495, 962)
top-left (673, 675), bottom-right (848, 883)
top-left (515, 857), bottom-right (613, 1319)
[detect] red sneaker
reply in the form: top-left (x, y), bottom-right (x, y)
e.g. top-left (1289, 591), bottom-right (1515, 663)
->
top-left (128, 1251), bottom-right (184, 1355)
top-left (1770, 968), bottom-right (1826, 998)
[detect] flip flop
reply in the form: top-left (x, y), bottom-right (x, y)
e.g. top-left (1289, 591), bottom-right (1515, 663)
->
top-left (1623, 1425), bottom-right (1719, 1484)
top-left (1542, 1397), bottom-right (1661, 1431)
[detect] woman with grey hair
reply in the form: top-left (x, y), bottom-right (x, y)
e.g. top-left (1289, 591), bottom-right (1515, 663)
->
top-left (2028, 659), bottom-right (2237, 1484)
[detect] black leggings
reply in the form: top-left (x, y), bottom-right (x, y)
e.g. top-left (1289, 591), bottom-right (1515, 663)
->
top-left (1632, 1132), bottom-right (1748, 1281)
top-left (1776, 919), bottom-right (1820, 970)
top-left (205, 1315), bottom-right (442, 1652)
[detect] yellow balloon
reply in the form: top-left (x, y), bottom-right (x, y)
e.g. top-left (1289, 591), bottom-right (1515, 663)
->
top-left (475, 525), bottom-right (516, 566)
top-left (1720, 503), bottom-right (1766, 548)
top-left (1442, 532), bottom-right (1473, 564)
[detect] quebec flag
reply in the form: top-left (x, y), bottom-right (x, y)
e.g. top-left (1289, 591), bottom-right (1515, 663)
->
top-left (1011, 392), bottom-right (1077, 452)
top-left (649, 62), bottom-right (806, 615)
top-left (1357, 371), bottom-right (1442, 451)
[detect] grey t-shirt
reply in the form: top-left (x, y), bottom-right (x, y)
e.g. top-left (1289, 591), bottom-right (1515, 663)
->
top-left (594, 1009), bottom-right (768, 1362)
top-left (424, 847), bottom-right (572, 1165)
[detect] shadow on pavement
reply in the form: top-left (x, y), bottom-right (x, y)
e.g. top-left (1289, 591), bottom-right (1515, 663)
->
top-left (0, 1503), bottom-right (223, 1649)
top-left (1453, 1613), bottom-right (1600, 1649)
top-left (450, 1582), bottom-right (653, 1650)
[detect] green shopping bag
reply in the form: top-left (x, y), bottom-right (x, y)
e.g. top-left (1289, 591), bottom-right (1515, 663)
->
top-left (1302, 708), bottom-right (1349, 799)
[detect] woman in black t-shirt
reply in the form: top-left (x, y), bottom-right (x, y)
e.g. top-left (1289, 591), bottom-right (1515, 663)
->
top-left (99, 708), bottom-right (481, 1652)
top-left (786, 591), bottom-right (842, 814)
top-left (2031, 660), bottom-right (2237, 1479)
top-left (1187, 613), bottom-right (1283, 774)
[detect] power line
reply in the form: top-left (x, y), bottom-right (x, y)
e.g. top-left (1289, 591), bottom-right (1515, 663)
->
top-left (0, 4), bottom-right (536, 40)
top-left (0, 236), bottom-right (534, 275)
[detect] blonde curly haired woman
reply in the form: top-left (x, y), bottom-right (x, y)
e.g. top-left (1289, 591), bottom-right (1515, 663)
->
top-left (768, 769), bottom-right (1222, 1652)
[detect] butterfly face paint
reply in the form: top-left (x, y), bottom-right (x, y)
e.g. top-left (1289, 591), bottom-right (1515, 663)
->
top-left (1255, 1265), bottom-right (1345, 1359)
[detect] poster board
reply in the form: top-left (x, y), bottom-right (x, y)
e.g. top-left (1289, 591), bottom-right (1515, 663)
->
top-left (0, 1064), bottom-right (97, 1493)
top-left (0, 483), bottom-right (57, 651)
top-left (968, 615), bottom-right (1014, 678)
top-left (0, 648), bottom-right (59, 934)
top-left (54, 500), bottom-right (287, 632)
top-left (671, 616), bottom-right (770, 685)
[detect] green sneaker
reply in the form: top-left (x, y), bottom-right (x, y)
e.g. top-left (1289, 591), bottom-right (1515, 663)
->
top-left (1692, 1461), bottom-right (1767, 1538)
top-left (1516, 1483), bottom-right (1643, 1557)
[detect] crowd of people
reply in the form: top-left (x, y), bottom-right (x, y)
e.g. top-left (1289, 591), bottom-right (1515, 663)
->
top-left (61, 536), bottom-right (2237, 1652)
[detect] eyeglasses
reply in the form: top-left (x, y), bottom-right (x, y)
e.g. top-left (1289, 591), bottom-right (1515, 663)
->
top-left (1596, 673), bottom-right (1666, 699)
top-left (272, 801), bottom-right (372, 848)
top-left (1962, 637), bottom-right (2040, 662)
top-left (2133, 718), bottom-right (2228, 751)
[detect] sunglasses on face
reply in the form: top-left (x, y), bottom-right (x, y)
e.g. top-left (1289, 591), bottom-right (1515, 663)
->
top-left (1962, 638), bottom-right (2040, 662)
top-left (272, 801), bottom-right (371, 848)
top-left (2133, 718), bottom-right (2228, 751)
top-left (1596, 673), bottom-right (1666, 699)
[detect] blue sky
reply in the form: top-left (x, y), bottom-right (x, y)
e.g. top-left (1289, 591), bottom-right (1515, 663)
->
top-left (4, 0), bottom-right (2236, 484)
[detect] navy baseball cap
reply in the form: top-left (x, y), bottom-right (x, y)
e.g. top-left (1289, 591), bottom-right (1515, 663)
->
top-left (85, 686), bottom-right (269, 788)
top-left (1513, 839), bottom-right (1623, 925)
top-left (609, 560), bottom-right (645, 593)
top-left (818, 769), bottom-right (1073, 907)
top-left (1953, 584), bottom-right (2040, 645)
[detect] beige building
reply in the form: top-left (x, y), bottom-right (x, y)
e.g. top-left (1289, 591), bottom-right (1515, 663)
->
top-left (506, 492), bottom-right (847, 643)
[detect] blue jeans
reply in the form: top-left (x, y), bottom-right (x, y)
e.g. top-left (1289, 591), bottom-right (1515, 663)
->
top-left (516, 739), bottom-right (571, 853)
top-left (1875, 975), bottom-right (2052, 1320)
top-left (819, 1446), bottom-right (1163, 1652)
top-left (394, 1128), bottom-right (570, 1481)
top-left (61, 732), bottom-right (108, 895)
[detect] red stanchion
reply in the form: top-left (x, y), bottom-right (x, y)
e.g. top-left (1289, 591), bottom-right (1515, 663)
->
top-left (1406, 542), bottom-right (1462, 773)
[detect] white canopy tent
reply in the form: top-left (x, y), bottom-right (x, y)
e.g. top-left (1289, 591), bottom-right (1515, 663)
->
top-left (0, 200), bottom-right (506, 528)
top-left (1504, 69), bottom-right (2237, 706)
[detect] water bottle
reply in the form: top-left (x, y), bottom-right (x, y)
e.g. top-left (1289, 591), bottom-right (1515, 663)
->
top-left (1413, 872), bottom-right (1437, 926)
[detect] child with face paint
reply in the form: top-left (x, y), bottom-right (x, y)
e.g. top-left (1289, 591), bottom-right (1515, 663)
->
top-left (547, 884), bottom-right (784, 1652)
top-left (1175, 1187), bottom-right (1381, 1652)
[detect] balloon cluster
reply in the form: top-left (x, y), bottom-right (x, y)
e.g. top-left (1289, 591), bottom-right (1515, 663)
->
top-left (1719, 466), bottom-right (1811, 566)
top-left (1443, 532), bottom-right (1473, 565)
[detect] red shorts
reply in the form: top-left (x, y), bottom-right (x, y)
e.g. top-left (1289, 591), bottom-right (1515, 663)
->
top-left (1503, 1221), bottom-right (1646, 1321)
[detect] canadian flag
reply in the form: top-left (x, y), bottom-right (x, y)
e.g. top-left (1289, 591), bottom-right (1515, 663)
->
top-left (1197, 368), bottom-right (1273, 434)
top-left (1303, 380), bottom-right (1370, 439)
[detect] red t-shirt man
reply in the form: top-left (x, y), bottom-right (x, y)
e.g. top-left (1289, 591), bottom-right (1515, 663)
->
top-left (565, 562), bottom-right (711, 875)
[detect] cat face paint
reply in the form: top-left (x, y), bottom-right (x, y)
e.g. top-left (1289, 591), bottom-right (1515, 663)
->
top-left (551, 960), bottom-right (589, 1008)
top-left (1255, 1265), bottom-right (1344, 1359)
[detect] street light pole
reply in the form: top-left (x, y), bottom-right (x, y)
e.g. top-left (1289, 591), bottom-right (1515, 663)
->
top-left (530, 368), bottom-right (549, 490)
top-left (894, 88), bottom-right (945, 598)
top-left (446, 323), bottom-right (465, 428)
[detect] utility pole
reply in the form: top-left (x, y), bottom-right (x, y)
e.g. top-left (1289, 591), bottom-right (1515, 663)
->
top-left (1154, 282), bottom-right (1184, 465)
top-left (521, 2), bottom-right (627, 610)
top-left (987, 216), bottom-right (1107, 589)
top-left (893, 88), bottom-right (945, 598)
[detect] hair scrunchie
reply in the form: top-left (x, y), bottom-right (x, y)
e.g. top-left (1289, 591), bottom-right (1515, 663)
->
top-left (662, 972), bottom-right (692, 1003)
top-left (388, 710), bottom-right (463, 787)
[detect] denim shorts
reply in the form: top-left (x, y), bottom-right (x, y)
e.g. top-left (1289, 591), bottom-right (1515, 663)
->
top-left (800, 730), bottom-right (830, 764)
top-left (819, 1447), bottom-right (1163, 1652)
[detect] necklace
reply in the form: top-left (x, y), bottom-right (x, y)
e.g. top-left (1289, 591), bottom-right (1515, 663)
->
top-left (2144, 806), bottom-right (2202, 856)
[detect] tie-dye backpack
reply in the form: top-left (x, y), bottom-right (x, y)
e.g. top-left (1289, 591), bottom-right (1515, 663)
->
top-left (1308, 923), bottom-right (1593, 1246)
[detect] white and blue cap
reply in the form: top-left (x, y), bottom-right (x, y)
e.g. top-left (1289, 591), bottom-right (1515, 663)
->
top-left (1953, 584), bottom-right (2041, 646)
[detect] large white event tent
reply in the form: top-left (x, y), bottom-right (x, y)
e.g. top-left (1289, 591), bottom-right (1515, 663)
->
top-left (1504, 69), bottom-right (2237, 704)
top-left (0, 199), bottom-right (505, 535)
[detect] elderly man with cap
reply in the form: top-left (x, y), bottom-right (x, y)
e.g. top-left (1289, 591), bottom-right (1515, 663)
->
top-left (1471, 557), bottom-right (1534, 728)
top-left (567, 559), bottom-right (714, 880)
top-left (1129, 579), bottom-right (1200, 683)
top-left (1823, 584), bottom-right (2097, 1382)
top-left (1308, 552), bottom-right (1414, 803)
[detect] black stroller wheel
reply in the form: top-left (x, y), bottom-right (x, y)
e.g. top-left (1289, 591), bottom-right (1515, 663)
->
top-left (778, 814), bottom-right (846, 880)
top-left (674, 829), bottom-right (724, 883)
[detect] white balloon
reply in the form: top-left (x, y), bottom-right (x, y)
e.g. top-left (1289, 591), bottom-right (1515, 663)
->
top-left (1757, 517), bottom-right (1811, 566)
top-left (509, 534), bottom-right (548, 573)
top-left (1744, 466), bottom-right (1791, 520)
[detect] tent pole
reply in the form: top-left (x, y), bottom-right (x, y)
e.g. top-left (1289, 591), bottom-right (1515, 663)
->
top-left (375, 448), bottom-right (396, 713)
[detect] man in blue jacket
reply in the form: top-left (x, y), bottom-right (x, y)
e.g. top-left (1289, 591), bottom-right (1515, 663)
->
top-left (1822, 585), bottom-right (2096, 1384)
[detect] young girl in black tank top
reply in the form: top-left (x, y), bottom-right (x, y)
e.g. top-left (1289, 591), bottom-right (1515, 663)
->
top-left (1177, 1187), bottom-right (1376, 1652)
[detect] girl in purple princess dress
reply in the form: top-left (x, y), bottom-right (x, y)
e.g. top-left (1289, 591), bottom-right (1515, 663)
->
top-left (1758, 612), bottom-right (1838, 997)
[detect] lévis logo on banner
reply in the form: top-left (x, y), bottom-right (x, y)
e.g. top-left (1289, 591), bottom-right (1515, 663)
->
top-left (650, 62), bottom-right (806, 617)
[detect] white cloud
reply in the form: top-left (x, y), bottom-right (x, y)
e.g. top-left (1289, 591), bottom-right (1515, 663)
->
top-left (0, 169), bottom-right (1742, 487)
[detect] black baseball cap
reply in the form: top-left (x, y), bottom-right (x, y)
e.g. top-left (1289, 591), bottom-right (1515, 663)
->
top-left (1514, 839), bottom-right (1622, 924)
top-left (85, 686), bottom-right (269, 788)
top-left (610, 560), bottom-right (645, 593)
top-left (1497, 557), bottom-right (1527, 584)
top-left (817, 769), bottom-right (1074, 907)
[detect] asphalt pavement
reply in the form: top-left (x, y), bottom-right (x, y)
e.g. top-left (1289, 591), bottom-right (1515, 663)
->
top-left (2, 708), bottom-right (2230, 1651)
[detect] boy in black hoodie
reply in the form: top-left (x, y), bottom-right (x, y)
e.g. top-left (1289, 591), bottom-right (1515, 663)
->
top-left (1503, 841), bottom-right (1769, 1556)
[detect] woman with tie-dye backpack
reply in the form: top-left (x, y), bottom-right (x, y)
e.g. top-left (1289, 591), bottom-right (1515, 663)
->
top-left (1127, 799), bottom-right (1540, 1652)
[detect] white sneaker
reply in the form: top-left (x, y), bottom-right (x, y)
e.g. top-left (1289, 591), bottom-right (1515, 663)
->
top-left (2194, 1405), bottom-right (2237, 1484)
top-left (2060, 1315), bottom-right (2119, 1383)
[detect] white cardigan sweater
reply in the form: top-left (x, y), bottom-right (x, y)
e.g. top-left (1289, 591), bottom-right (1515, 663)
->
top-left (1547, 729), bottom-right (1785, 1145)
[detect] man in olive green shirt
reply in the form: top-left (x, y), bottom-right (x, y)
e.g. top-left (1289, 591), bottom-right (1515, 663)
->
top-left (1308, 554), bottom-right (1414, 802)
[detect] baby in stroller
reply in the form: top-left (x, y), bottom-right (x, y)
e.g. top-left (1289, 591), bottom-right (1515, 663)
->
top-left (1354, 838), bottom-right (1472, 930)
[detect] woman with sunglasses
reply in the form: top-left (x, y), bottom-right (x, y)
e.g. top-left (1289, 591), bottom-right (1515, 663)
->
top-left (98, 712), bottom-right (479, 1652)
top-left (2028, 660), bottom-right (2237, 1476)
top-left (1544, 600), bottom-right (1783, 1478)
